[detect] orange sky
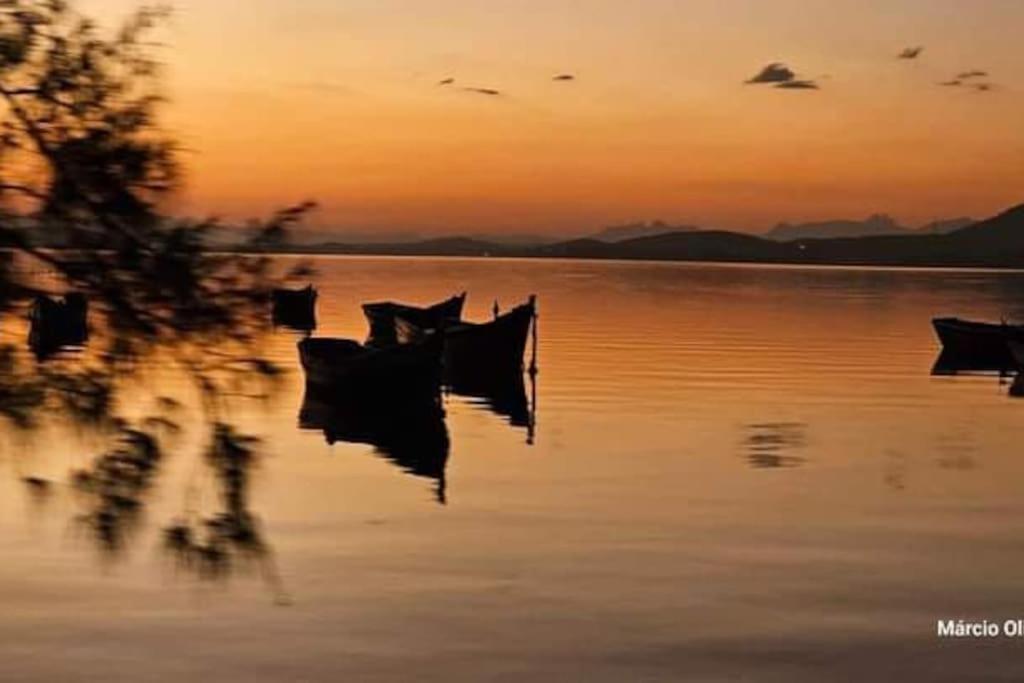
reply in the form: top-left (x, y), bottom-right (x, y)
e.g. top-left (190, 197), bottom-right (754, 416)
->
top-left (81, 0), bottom-right (1024, 236)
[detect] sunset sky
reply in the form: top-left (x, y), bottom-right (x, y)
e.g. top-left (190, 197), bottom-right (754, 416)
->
top-left (81, 0), bottom-right (1024, 236)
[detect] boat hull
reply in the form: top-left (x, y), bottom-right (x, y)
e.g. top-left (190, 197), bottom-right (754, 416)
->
top-left (272, 287), bottom-right (317, 331)
top-left (442, 299), bottom-right (536, 376)
top-left (932, 317), bottom-right (1023, 367)
top-left (298, 334), bottom-right (443, 402)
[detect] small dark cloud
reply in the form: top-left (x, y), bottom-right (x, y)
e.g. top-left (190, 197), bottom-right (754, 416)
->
top-left (775, 80), bottom-right (819, 90)
top-left (745, 62), bottom-right (795, 84)
top-left (462, 87), bottom-right (502, 96)
top-left (437, 77), bottom-right (455, 86)
top-left (553, 74), bottom-right (575, 81)
top-left (939, 70), bottom-right (996, 92)
top-left (898, 46), bottom-right (923, 60)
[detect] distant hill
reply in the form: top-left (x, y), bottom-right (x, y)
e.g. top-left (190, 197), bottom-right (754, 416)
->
top-left (240, 201), bottom-right (1024, 269)
top-left (765, 214), bottom-right (907, 241)
top-left (591, 221), bottom-right (701, 243)
top-left (536, 230), bottom-right (791, 262)
top-left (916, 217), bottom-right (975, 234)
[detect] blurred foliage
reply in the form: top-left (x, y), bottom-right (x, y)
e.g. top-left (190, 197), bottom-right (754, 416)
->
top-left (0, 1), bottom-right (311, 584)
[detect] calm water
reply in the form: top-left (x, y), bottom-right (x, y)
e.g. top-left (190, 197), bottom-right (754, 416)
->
top-left (4, 257), bottom-right (1024, 681)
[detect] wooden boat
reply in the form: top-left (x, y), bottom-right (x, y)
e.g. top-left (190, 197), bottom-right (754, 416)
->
top-left (272, 285), bottom-right (317, 331)
top-left (931, 350), bottom-right (1013, 376)
top-left (299, 384), bottom-right (449, 503)
top-left (931, 317), bottom-right (1024, 367)
top-left (298, 332), bottom-right (443, 401)
top-left (28, 293), bottom-right (88, 358)
top-left (363, 292), bottom-right (466, 347)
top-left (400, 296), bottom-right (536, 376)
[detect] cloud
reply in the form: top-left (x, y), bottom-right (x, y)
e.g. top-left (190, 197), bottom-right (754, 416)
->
top-left (898, 46), bottom-right (923, 60)
top-left (774, 80), bottom-right (819, 90)
top-left (745, 62), bottom-right (796, 84)
top-left (939, 70), bottom-right (996, 91)
top-left (745, 62), bottom-right (818, 90)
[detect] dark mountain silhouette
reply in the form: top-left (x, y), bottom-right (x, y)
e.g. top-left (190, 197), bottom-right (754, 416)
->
top-left (765, 214), bottom-right (908, 241)
top-left (916, 217), bottom-right (974, 234)
top-left (250, 202), bottom-right (1024, 269)
top-left (591, 220), bottom-right (701, 243)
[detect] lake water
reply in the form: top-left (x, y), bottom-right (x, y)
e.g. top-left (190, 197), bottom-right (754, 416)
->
top-left (4, 256), bottom-right (1024, 681)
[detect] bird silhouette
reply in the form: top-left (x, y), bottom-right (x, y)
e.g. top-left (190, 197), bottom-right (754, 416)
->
top-left (463, 87), bottom-right (501, 96)
top-left (553, 74), bottom-right (575, 81)
top-left (898, 46), bottom-right (923, 59)
top-left (438, 77), bottom-right (455, 86)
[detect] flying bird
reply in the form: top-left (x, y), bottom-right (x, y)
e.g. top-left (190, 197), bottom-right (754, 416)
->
top-left (939, 79), bottom-right (962, 87)
top-left (956, 70), bottom-right (988, 80)
top-left (438, 77), bottom-right (455, 86)
top-left (553, 74), bottom-right (575, 81)
top-left (463, 87), bottom-right (502, 96)
top-left (898, 46), bottom-right (924, 60)
top-left (974, 83), bottom-right (994, 92)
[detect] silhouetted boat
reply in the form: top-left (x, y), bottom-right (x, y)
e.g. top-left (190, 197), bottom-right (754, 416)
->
top-left (931, 349), bottom-right (1013, 376)
top-left (400, 296), bottom-right (536, 376)
top-left (272, 285), bottom-right (317, 331)
top-left (932, 317), bottom-right (1023, 367)
top-left (298, 333), bottom-right (443, 400)
top-left (28, 293), bottom-right (88, 358)
top-left (363, 292), bottom-right (466, 346)
top-left (299, 384), bottom-right (450, 503)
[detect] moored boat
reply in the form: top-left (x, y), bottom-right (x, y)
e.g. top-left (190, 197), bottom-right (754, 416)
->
top-left (272, 285), bottom-right (317, 331)
top-left (28, 293), bottom-right (88, 358)
top-left (399, 296), bottom-right (537, 376)
top-left (363, 292), bottom-right (466, 347)
top-left (931, 317), bottom-right (1024, 367)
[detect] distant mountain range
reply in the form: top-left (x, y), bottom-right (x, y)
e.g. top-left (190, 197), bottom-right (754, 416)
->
top-left (258, 202), bottom-right (1024, 269)
top-left (764, 214), bottom-right (975, 241)
top-left (590, 221), bottom-right (700, 242)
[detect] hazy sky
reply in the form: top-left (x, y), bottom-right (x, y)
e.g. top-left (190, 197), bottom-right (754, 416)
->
top-left (81, 0), bottom-right (1024, 235)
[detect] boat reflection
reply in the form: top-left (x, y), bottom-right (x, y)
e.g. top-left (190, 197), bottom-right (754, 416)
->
top-left (444, 365), bottom-right (537, 444)
top-left (299, 384), bottom-right (450, 504)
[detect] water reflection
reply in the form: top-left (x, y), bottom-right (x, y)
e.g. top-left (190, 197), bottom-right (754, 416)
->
top-left (445, 365), bottom-right (537, 444)
top-left (742, 422), bottom-right (807, 469)
top-left (162, 425), bottom-right (289, 603)
top-left (299, 384), bottom-right (451, 504)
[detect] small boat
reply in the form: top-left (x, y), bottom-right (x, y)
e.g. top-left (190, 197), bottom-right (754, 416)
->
top-left (932, 317), bottom-right (1024, 367)
top-left (363, 292), bottom-right (466, 347)
top-left (298, 333), bottom-right (443, 401)
top-left (401, 296), bottom-right (536, 376)
top-left (272, 286), bottom-right (317, 331)
top-left (28, 293), bottom-right (88, 358)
